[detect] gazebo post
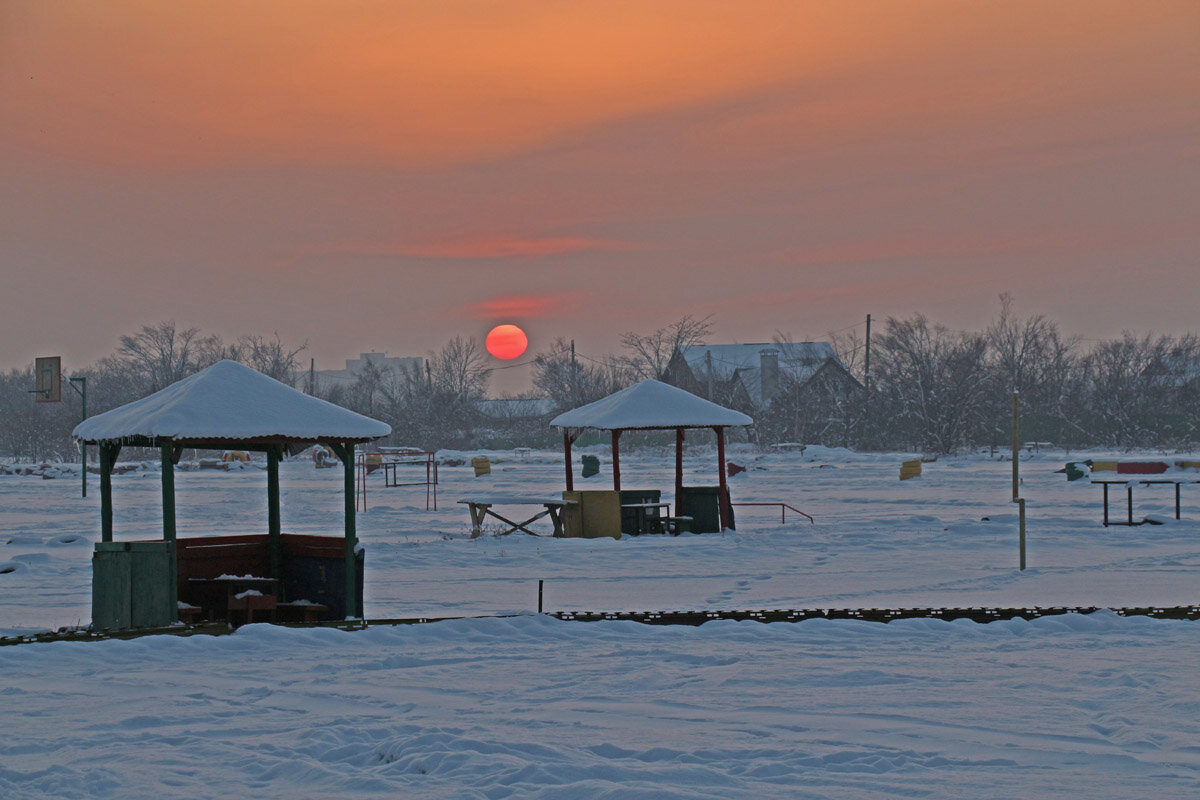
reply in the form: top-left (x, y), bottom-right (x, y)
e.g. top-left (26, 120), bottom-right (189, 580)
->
top-left (611, 429), bottom-right (622, 491)
top-left (715, 426), bottom-right (730, 531)
top-left (160, 443), bottom-right (177, 543)
top-left (675, 427), bottom-right (685, 509)
top-left (331, 442), bottom-right (359, 619)
top-left (267, 444), bottom-right (282, 581)
top-left (100, 443), bottom-right (120, 543)
top-left (160, 442), bottom-right (179, 620)
top-left (563, 429), bottom-right (574, 492)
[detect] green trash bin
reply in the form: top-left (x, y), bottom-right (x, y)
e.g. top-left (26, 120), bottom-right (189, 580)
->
top-left (620, 489), bottom-right (662, 534)
top-left (581, 454), bottom-right (600, 478)
top-left (677, 486), bottom-right (728, 533)
top-left (1064, 461), bottom-right (1090, 481)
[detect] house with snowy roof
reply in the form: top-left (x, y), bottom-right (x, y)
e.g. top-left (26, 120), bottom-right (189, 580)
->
top-left (664, 342), bottom-right (864, 444)
top-left (664, 342), bottom-right (861, 410)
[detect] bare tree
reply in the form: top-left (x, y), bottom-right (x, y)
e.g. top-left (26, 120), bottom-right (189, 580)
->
top-left (872, 315), bottom-right (989, 453)
top-left (984, 294), bottom-right (1079, 447)
top-left (238, 333), bottom-right (308, 385)
top-left (428, 336), bottom-right (491, 399)
top-left (620, 315), bottom-right (713, 380)
top-left (113, 321), bottom-right (222, 394)
top-left (532, 337), bottom-right (635, 411)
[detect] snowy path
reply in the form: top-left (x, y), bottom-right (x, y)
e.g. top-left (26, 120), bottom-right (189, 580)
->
top-left (2, 446), bottom-right (1198, 797)
top-left (3, 614), bottom-right (1199, 800)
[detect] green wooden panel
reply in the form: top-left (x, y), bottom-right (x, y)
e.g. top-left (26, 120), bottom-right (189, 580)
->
top-left (92, 545), bottom-right (131, 630)
top-left (91, 541), bottom-right (175, 630)
top-left (129, 541), bottom-right (175, 628)
top-left (677, 486), bottom-right (722, 533)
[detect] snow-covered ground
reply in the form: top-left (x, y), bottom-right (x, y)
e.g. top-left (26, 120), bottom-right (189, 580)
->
top-left (2, 445), bottom-right (1198, 798)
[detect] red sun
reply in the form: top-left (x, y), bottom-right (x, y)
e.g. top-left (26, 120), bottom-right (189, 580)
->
top-left (486, 324), bottom-right (528, 360)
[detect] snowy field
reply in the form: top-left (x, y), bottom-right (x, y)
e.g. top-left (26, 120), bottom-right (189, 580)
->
top-left (2, 445), bottom-right (1199, 798)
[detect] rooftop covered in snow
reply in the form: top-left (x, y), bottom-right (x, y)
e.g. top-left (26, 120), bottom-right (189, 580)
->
top-left (73, 360), bottom-right (391, 447)
top-left (549, 379), bottom-right (752, 432)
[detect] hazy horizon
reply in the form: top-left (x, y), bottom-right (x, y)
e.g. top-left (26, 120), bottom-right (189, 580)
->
top-left (3, 1), bottom-right (1197, 394)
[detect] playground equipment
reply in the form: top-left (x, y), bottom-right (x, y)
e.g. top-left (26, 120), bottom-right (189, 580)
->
top-left (356, 447), bottom-right (438, 511)
top-left (1061, 459), bottom-right (1200, 526)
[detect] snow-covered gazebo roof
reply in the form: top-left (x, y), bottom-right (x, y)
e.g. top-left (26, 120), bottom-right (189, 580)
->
top-left (74, 360), bottom-right (390, 447)
top-left (550, 379), bottom-right (752, 431)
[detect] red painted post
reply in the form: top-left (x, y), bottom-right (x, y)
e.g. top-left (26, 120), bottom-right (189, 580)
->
top-left (563, 429), bottom-right (574, 491)
top-left (675, 427), bottom-right (685, 511)
top-left (611, 429), bottom-right (622, 491)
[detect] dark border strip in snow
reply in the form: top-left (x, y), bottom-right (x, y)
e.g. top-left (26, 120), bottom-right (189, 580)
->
top-left (4, 606), bottom-right (1199, 647)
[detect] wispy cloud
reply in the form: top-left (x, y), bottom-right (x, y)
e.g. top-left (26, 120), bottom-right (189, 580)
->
top-left (462, 292), bottom-right (586, 320)
top-left (400, 236), bottom-right (637, 260)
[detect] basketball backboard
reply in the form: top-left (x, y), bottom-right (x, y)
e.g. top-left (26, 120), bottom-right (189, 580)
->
top-left (35, 356), bottom-right (61, 402)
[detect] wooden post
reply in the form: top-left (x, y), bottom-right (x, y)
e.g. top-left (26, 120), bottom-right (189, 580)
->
top-left (267, 445), bottom-right (282, 580)
top-left (1012, 390), bottom-right (1026, 570)
top-left (715, 426), bottom-right (729, 530)
top-left (100, 443), bottom-right (120, 543)
top-left (160, 442), bottom-right (178, 620)
top-left (160, 443), bottom-right (176, 542)
top-left (675, 427), bottom-right (685, 511)
top-left (331, 442), bottom-right (358, 619)
top-left (1011, 391), bottom-right (1020, 502)
top-left (611, 429), bottom-right (622, 491)
top-left (563, 429), bottom-right (574, 491)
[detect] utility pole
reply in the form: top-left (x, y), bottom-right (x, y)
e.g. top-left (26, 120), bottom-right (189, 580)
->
top-left (1012, 389), bottom-right (1026, 570)
top-left (68, 376), bottom-right (86, 498)
top-left (570, 339), bottom-right (577, 402)
top-left (864, 314), bottom-right (872, 393)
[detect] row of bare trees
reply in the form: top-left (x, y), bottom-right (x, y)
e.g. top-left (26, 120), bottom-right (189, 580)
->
top-left (3, 306), bottom-right (1198, 459)
top-left (860, 298), bottom-right (1200, 453)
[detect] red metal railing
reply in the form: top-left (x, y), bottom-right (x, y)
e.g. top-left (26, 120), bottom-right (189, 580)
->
top-left (730, 502), bottom-right (814, 524)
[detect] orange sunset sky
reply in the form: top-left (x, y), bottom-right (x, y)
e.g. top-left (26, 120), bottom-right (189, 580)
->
top-left (2, 1), bottom-right (1197, 392)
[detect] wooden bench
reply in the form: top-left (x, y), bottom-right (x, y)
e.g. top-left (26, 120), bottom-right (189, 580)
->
top-left (276, 601), bottom-right (330, 623)
top-left (661, 516), bottom-right (693, 535)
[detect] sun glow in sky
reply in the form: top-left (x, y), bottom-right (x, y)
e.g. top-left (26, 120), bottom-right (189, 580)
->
top-left (2, 1), bottom-right (1197, 392)
top-left (485, 325), bottom-right (529, 361)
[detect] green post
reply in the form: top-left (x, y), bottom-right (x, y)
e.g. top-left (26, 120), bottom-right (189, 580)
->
top-left (161, 442), bottom-right (178, 621)
top-left (267, 445), bottom-right (282, 581)
top-left (1018, 498), bottom-right (1026, 571)
top-left (100, 443), bottom-right (119, 543)
top-left (332, 442), bottom-right (358, 619)
top-left (160, 443), bottom-right (177, 542)
top-left (1012, 391), bottom-right (1026, 571)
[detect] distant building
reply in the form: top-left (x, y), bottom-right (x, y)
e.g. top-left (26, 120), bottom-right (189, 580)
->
top-left (310, 352), bottom-right (424, 392)
top-left (665, 342), bottom-right (861, 410)
top-left (475, 397), bottom-right (556, 421)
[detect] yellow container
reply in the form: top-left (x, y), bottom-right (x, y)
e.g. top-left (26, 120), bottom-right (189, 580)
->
top-left (899, 459), bottom-right (922, 480)
top-left (562, 490), bottom-right (622, 539)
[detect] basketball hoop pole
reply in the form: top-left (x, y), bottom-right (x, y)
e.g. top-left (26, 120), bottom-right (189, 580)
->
top-left (68, 377), bottom-right (87, 498)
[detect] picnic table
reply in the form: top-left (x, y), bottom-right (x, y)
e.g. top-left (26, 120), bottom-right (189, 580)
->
top-left (620, 500), bottom-right (672, 534)
top-left (1093, 476), bottom-right (1200, 526)
top-left (458, 496), bottom-right (575, 538)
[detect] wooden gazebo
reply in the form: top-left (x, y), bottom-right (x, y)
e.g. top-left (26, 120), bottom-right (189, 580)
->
top-left (74, 360), bottom-right (390, 629)
top-left (551, 380), bottom-right (752, 531)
